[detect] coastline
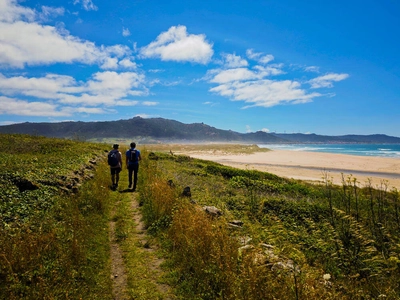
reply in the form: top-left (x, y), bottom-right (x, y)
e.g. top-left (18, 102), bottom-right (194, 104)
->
top-left (187, 149), bottom-right (400, 190)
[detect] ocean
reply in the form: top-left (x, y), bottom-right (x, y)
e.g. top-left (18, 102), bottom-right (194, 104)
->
top-left (258, 144), bottom-right (400, 158)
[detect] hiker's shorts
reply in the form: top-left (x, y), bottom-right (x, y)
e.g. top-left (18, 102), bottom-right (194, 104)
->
top-left (110, 167), bottom-right (122, 175)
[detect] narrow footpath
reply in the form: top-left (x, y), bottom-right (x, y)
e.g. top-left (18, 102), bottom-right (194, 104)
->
top-left (109, 191), bottom-right (175, 300)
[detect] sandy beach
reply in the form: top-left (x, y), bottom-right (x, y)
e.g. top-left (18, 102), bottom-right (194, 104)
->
top-left (187, 150), bottom-right (400, 190)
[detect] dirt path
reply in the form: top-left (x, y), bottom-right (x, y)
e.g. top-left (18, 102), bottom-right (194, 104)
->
top-left (109, 192), bottom-right (174, 300)
top-left (131, 198), bottom-right (172, 296)
top-left (110, 206), bottom-right (129, 300)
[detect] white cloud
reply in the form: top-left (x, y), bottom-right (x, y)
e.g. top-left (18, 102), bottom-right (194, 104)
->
top-left (0, 1), bottom-right (131, 69)
top-left (261, 128), bottom-right (270, 133)
top-left (135, 113), bottom-right (154, 118)
top-left (210, 68), bottom-right (261, 84)
top-left (70, 106), bottom-right (106, 114)
top-left (223, 53), bottom-right (248, 68)
top-left (101, 57), bottom-right (119, 69)
top-left (208, 50), bottom-right (345, 108)
top-left (140, 25), bottom-right (213, 64)
top-left (0, 71), bottom-right (147, 109)
top-left (119, 58), bottom-right (137, 69)
top-left (38, 6), bottom-right (64, 21)
top-left (210, 79), bottom-right (321, 108)
top-left (0, 0), bottom-right (35, 23)
top-left (308, 73), bottom-right (349, 88)
top-left (0, 21), bottom-right (131, 68)
top-left (304, 66), bottom-right (320, 73)
top-left (122, 27), bottom-right (131, 37)
top-left (114, 100), bottom-right (139, 106)
top-left (246, 49), bottom-right (274, 64)
top-left (142, 101), bottom-right (158, 106)
top-left (0, 95), bottom-right (70, 116)
top-left (209, 65), bottom-right (284, 84)
top-left (73, 0), bottom-right (98, 11)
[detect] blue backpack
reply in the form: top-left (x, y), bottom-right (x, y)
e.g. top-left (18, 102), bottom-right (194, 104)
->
top-left (108, 150), bottom-right (119, 166)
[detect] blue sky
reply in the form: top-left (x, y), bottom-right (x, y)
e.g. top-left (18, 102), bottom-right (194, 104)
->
top-left (1, 0), bottom-right (399, 136)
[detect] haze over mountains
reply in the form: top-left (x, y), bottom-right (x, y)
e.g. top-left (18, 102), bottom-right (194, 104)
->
top-left (0, 117), bottom-right (399, 144)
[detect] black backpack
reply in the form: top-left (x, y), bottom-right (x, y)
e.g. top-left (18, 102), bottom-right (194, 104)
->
top-left (108, 150), bottom-right (119, 167)
top-left (129, 149), bottom-right (138, 163)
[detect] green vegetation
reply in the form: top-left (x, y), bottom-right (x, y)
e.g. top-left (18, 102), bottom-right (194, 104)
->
top-left (139, 150), bottom-right (400, 299)
top-left (0, 134), bottom-right (114, 299)
top-left (2, 134), bottom-right (400, 299)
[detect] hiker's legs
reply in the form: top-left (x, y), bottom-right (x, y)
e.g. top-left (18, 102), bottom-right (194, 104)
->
top-left (115, 168), bottom-right (121, 186)
top-left (133, 164), bottom-right (139, 190)
top-left (110, 168), bottom-right (116, 185)
top-left (128, 166), bottom-right (134, 188)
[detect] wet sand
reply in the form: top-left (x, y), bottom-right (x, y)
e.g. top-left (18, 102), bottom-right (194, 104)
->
top-left (187, 150), bottom-right (400, 189)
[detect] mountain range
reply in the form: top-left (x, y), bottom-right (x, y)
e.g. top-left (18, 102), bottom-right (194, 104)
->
top-left (0, 117), bottom-right (399, 144)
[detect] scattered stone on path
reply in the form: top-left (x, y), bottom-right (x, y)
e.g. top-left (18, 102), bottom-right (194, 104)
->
top-left (203, 205), bottom-right (222, 217)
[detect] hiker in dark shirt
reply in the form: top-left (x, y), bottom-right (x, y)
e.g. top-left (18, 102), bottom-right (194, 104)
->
top-left (108, 144), bottom-right (122, 190)
top-left (125, 142), bottom-right (141, 191)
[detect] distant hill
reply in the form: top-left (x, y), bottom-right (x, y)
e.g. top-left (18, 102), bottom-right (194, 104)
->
top-left (0, 117), bottom-right (399, 144)
top-left (0, 117), bottom-right (286, 143)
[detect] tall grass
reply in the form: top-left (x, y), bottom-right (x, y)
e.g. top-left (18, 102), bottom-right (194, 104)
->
top-left (0, 134), bottom-right (114, 299)
top-left (139, 150), bottom-right (400, 299)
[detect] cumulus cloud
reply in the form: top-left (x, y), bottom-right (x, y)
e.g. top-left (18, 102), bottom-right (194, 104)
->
top-left (0, 71), bottom-right (147, 116)
top-left (308, 73), bottom-right (349, 88)
top-left (0, 1), bottom-right (131, 69)
top-left (210, 79), bottom-right (321, 108)
top-left (140, 25), bottom-right (213, 64)
top-left (210, 68), bottom-right (261, 84)
top-left (222, 53), bottom-right (248, 68)
top-left (119, 58), bottom-right (137, 69)
top-left (0, 96), bottom-right (72, 117)
top-left (0, 0), bottom-right (35, 22)
top-left (207, 49), bottom-right (349, 108)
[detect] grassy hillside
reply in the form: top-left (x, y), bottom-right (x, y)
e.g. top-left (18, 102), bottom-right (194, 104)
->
top-left (0, 134), bottom-right (114, 299)
top-left (139, 149), bottom-right (400, 299)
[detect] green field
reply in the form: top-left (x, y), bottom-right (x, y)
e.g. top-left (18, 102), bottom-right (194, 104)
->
top-left (1, 134), bottom-right (400, 299)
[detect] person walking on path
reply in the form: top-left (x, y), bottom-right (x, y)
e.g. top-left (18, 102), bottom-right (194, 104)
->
top-left (108, 144), bottom-right (123, 190)
top-left (126, 142), bottom-right (141, 191)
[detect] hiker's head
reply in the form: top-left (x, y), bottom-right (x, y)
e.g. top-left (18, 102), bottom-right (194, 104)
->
top-left (130, 142), bottom-right (136, 149)
top-left (113, 144), bottom-right (119, 149)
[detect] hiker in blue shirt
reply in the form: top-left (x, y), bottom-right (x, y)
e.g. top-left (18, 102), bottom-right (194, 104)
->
top-left (125, 142), bottom-right (141, 191)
